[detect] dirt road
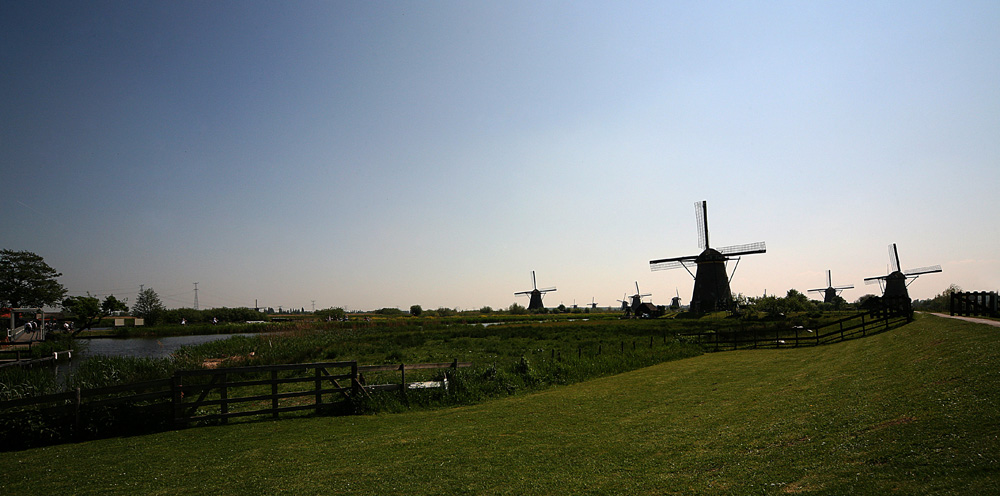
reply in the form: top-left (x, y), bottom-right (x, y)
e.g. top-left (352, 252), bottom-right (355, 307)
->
top-left (927, 312), bottom-right (1000, 327)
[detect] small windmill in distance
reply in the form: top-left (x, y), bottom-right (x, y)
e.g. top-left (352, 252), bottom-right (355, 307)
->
top-left (650, 201), bottom-right (766, 313)
top-left (670, 288), bottom-right (682, 310)
top-left (629, 281), bottom-right (652, 314)
top-left (589, 297), bottom-right (599, 310)
top-left (514, 271), bottom-right (556, 311)
top-left (808, 270), bottom-right (854, 304)
top-left (863, 243), bottom-right (941, 304)
top-left (617, 293), bottom-right (630, 316)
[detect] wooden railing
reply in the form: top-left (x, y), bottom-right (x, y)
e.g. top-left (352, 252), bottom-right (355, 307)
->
top-left (0, 360), bottom-right (472, 436)
top-left (679, 306), bottom-right (912, 351)
top-left (951, 291), bottom-right (999, 318)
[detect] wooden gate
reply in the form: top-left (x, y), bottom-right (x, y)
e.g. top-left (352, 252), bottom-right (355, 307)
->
top-left (950, 292), bottom-right (999, 318)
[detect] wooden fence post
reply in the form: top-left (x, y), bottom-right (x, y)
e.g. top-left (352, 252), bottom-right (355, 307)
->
top-left (272, 369), bottom-right (279, 419)
top-left (351, 362), bottom-right (359, 397)
top-left (172, 375), bottom-right (183, 427)
top-left (74, 387), bottom-right (81, 431)
top-left (400, 363), bottom-right (407, 398)
top-left (220, 372), bottom-right (228, 425)
top-left (314, 366), bottom-right (323, 414)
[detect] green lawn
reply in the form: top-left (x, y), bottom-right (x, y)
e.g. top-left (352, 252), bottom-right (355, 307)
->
top-left (2, 313), bottom-right (997, 495)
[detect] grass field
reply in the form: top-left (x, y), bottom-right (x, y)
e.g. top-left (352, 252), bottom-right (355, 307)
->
top-left (1, 313), bottom-right (997, 494)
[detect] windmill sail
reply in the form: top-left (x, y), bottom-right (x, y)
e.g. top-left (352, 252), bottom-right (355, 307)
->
top-left (717, 242), bottom-right (766, 256)
top-left (696, 200), bottom-right (709, 250)
top-left (905, 265), bottom-right (942, 276)
top-left (889, 244), bottom-right (901, 273)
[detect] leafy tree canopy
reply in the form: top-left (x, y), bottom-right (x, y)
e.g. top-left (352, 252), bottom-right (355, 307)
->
top-left (315, 307), bottom-right (346, 321)
top-left (62, 294), bottom-right (128, 336)
top-left (132, 288), bottom-right (166, 325)
top-left (0, 249), bottom-right (67, 308)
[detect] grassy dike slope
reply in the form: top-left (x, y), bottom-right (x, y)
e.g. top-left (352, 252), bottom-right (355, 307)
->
top-left (2, 314), bottom-right (998, 495)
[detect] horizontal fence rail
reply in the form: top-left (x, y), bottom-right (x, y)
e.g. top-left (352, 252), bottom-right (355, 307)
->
top-left (0, 360), bottom-right (472, 438)
top-left (676, 305), bottom-right (911, 351)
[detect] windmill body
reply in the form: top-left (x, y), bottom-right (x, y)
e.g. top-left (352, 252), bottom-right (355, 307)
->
top-left (808, 270), bottom-right (854, 304)
top-left (650, 201), bottom-right (766, 313)
top-left (863, 243), bottom-right (941, 304)
top-left (514, 271), bottom-right (556, 311)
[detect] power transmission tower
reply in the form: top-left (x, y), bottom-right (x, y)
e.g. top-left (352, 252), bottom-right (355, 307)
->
top-left (193, 282), bottom-right (199, 310)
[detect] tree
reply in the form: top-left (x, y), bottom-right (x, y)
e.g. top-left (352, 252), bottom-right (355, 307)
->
top-left (0, 249), bottom-right (67, 308)
top-left (783, 289), bottom-right (815, 312)
top-left (409, 305), bottom-right (423, 317)
top-left (315, 307), bottom-right (346, 321)
top-left (132, 288), bottom-right (166, 325)
top-left (62, 294), bottom-right (129, 336)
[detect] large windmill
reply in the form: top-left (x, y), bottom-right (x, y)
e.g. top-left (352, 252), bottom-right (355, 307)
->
top-left (514, 271), bottom-right (556, 311)
top-left (650, 201), bottom-right (766, 313)
top-left (808, 270), bottom-right (854, 303)
top-left (863, 243), bottom-right (941, 303)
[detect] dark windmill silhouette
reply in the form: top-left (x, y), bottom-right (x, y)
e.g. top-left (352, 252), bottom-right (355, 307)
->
top-left (864, 243), bottom-right (941, 304)
top-left (589, 297), bottom-right (599, 310)
top-left (650, 201), bottom-right (766, 313)
top-left (514, 271), bottom-right (556, 311)
top-left (617, 293), bottom-right (631, 316)
top-left (670, 288), bottom-right (682, 310)
top-left (629, 282), bottom-right (652, 315)
top-left (808, 270), bottom-right (854, 303)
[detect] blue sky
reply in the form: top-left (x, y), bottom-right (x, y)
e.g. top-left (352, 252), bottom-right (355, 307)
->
top-left (2, 1), bottom-right (998, 311)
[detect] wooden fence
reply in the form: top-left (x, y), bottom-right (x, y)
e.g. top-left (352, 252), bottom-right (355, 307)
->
top-left (0, 360), bottom-right (471, 437)
top-left (677, 306), bottom-right (912, 352)
top-left (951, 291), bottom-right (999, 318)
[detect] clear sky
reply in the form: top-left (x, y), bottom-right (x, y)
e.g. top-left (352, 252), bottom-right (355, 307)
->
top-left (2, 1), bottom-right (998, 312)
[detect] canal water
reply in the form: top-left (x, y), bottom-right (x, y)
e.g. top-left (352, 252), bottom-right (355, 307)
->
top-left (76, 333), bottom-right (253, 360)
top-left (50, 333), bottom-right (252, 380)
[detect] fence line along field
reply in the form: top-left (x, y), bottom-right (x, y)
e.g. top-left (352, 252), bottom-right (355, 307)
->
top-left (0, 313), bottom-right (997, 494)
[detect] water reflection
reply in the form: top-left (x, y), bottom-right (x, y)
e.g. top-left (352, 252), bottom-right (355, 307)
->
top-left (49, 333), bottom-right (254, 380)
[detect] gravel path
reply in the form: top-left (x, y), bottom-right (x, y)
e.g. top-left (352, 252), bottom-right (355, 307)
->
top-left (927, 312), bottom-right (1000, 327)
